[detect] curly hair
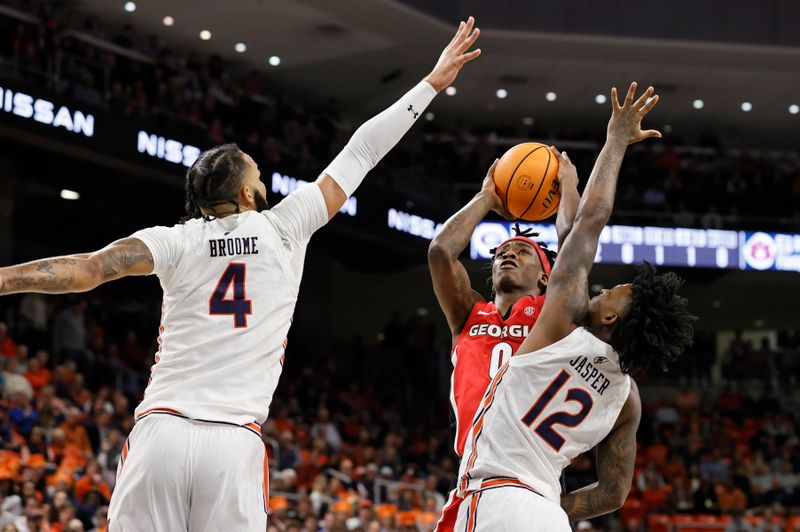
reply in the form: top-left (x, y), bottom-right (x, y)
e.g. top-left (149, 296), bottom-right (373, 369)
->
top-left (611, 262), bottom-right (698, 375)
top-left (181, 143), bottom-right (248, 223)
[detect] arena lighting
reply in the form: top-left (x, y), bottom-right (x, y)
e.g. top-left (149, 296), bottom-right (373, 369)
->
top-left (162, 16), bottom-right (174, 26)
top-left (496, 89), bottom-right (508, 99)
top-left (123, 2), bottom-right (136, 12)
top-left (60, 189), bottom-right (80, 200)
top-left (445, 86), bottom-right (457, 96)
top-left (235, 43), bottom-right (247, 53)
top-left (545, 92), bottom-right (557, 102)
top-left (741, 101), bottom-right (752, 112)
top-left (424, 112), bottom-right (434, 121)
top-left (0, 86), bottom-right (95, 137)
top-left (595, 94), bottom-right (607, 104)
top-left (789, 104), bottom-right (799, 115)
top-left (199, 30), bottom-right (212, 41)
top-left (693, 99), bottom-right (704, 109)
top-left (137, 130), bottom-right (201, 167)
top-left (387, 209), bottom-right (442, 240)
top-left (470, 222), bottom-right (800, 272)
top-left (271, 172), bottom-right (357, 217)
top-left (268, 56), bottom-right (281, 66)
top-left (522, 117), bottom-right (534, 126)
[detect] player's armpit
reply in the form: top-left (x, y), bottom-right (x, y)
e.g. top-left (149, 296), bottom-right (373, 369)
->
top-left (560, 381), bottom-right (641, 521)
top-left (0, 238), bottom-right (153, 296)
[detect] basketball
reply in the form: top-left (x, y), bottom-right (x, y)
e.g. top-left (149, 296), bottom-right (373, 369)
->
top-left (493, 142), bottom-right (561, 221)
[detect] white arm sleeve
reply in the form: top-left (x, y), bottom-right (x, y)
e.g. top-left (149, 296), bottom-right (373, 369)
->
top-left (322, 80), bottom-right (437, 197)
top-left (268, 182), bottom-right (329, 245)
top-left (131, 225), bottom-right (183, 276)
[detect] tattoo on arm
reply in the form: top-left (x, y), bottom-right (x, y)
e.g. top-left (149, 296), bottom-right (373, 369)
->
top-left (561, 389), bottom-right (639, 521)
top-left (97, 238), bottom-right (152, 280)
top-left (0, 238), bottom-right (153, 295)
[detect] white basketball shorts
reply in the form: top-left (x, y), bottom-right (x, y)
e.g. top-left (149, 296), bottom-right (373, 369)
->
top-left (108, 413), bottom-right (268, 531)
top-left (455, 485), bottom-right (570, 531)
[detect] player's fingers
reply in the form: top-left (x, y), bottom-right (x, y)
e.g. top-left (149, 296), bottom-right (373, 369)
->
top-left (611, 87), bottom-right (621, 112)
top-left (624, 81), bottom-right (638, 108)
top-left (454, 17), bottom-right (470, 42)
top-left (561, 150), bottom-right (572, 164)
top-left (487, 158), bottom-right (499, 177)
top-left (639, 93), bottom-right (660, 115)
top-left (641, 129), bottom-right (662, 139)
top-left (463, 16), bottom-right (475, 37)
top-left (459, 48), bottom-right (481, 64)
top-left (632, 86), bottom-right (654, 110)
top-left (448, 20), bottom-right (465, 46)
top-left (459, 27), bottom-right (480, 53)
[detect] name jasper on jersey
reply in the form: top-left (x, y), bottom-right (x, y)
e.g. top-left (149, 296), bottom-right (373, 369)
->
top-left (569, 355), bottom-right (611, 396)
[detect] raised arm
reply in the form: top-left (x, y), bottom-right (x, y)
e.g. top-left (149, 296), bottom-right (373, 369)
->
top-left (518, 83), bottom-right (661, 352)
top-left (429, 160), bottom-right (512, 335)
top-left (561, 380), bottom-right (641, 520)
top-left (316, 17), bottom-right (482, 218)
top-left (553, 149), bottom-right (580, 248)
top-left (0, 238), bottom-right (153, 295)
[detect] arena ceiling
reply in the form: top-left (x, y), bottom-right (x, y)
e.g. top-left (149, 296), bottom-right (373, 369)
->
top-left (78, 0), bottom-right (800, 141)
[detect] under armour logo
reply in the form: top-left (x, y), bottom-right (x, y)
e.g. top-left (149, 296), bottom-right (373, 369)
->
top-left (407, 105), bottom-right (419, 119)
top-left (593, 356), bottom-right (608, 365)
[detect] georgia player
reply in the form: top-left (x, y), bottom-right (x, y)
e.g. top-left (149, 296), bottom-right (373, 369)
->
top-left (0, 18), bottom-right (482, 531)
top-left (454, 83), bottom-right (695, 531)
top-left (428, 150), bottom-right (580, 531)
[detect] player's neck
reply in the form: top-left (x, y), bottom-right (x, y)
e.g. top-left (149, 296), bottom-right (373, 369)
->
top-left (493, 289), bottom-right (538, 317)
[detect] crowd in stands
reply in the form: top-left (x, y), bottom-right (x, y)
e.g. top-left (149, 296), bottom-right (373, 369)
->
top-left (2, 2), bottom-right (800, 232)
top-left (0, 284), bottom-right (799, 531)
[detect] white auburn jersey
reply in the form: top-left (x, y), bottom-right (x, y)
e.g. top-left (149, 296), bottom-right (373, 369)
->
top-left (457, 327), bottom-right (631, 504)
top-left (131, 184), bottom-right (328, 427)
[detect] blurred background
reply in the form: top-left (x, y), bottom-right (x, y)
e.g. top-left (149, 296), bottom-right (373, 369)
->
top-left (0, 0), bottom-right (799, 531)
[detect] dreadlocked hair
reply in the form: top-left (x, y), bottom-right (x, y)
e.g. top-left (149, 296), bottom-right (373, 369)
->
top-left (180, 143), bottom-right (248, 223)
top-left (484, 223), bottom-right (557, 294)
top-left (611, 261), bottom-right (698, 375)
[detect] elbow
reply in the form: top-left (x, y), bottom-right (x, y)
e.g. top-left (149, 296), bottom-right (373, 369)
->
top-left (610, 486), bottom-right (630, 512)
top-left (427, 240), bottom-right (455, 264)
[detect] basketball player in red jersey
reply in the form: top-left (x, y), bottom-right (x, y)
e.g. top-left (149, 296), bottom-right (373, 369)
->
top-left (428, 150), bottom-right (580, 531)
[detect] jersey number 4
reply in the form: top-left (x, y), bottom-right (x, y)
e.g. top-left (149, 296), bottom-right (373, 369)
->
top-left (521, 370), bottom-right (593, 451)
top-left (209, 263), bottom-right (252, 327)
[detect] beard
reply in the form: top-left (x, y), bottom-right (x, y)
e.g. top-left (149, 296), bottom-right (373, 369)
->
top-left (254, 190), bottom-right (269, 212)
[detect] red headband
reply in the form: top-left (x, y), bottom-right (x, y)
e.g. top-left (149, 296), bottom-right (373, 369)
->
top-left (494, 236), bottom-right (552, 275)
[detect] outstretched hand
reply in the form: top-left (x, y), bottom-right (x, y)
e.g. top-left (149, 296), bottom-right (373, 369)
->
top-left (424, 16), bottom-right (481, 93)
top-left (607, 82), bottom-right (662, 145)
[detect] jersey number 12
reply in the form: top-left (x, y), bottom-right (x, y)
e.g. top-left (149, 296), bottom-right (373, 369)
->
top-left (209, 263), bottom-right (252, 327)
top-left (520, 370), bottom-right (593, 451)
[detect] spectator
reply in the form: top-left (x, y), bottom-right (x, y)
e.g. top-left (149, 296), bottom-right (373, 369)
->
top-left (0, 323), bottom-right (16, 359)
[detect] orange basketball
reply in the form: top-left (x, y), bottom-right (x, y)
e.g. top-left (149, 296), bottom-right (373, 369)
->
top-left (493, 142), bottom-right (560, 221)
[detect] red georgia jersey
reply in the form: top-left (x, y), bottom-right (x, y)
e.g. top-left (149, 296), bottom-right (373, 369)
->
top-left (450, 295), bottom-right (545, 456)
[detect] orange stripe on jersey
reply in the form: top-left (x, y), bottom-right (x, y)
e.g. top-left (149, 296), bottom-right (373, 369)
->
top-left (459, 363), bottom-right (510, 494)
top-left (263, 448), bottom-right (269, 514)
top-left (479, 477), bottom-right (528, 490)
top-left (244, 422), bottom-right (262, 435)
top-left (135, 407), bottom-right (185, 421)
top-left (466, 490), bottom-right (481, 532)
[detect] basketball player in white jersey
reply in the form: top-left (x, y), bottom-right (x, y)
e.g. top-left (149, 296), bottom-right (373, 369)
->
top-left (455, 82), bottom-right (697, 530)
top-left (0, 17), bottom-right (482, 531)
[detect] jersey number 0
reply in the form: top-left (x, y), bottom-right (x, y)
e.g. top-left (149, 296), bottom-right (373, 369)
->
top-left (209, 263), bottom-right (252, 328)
